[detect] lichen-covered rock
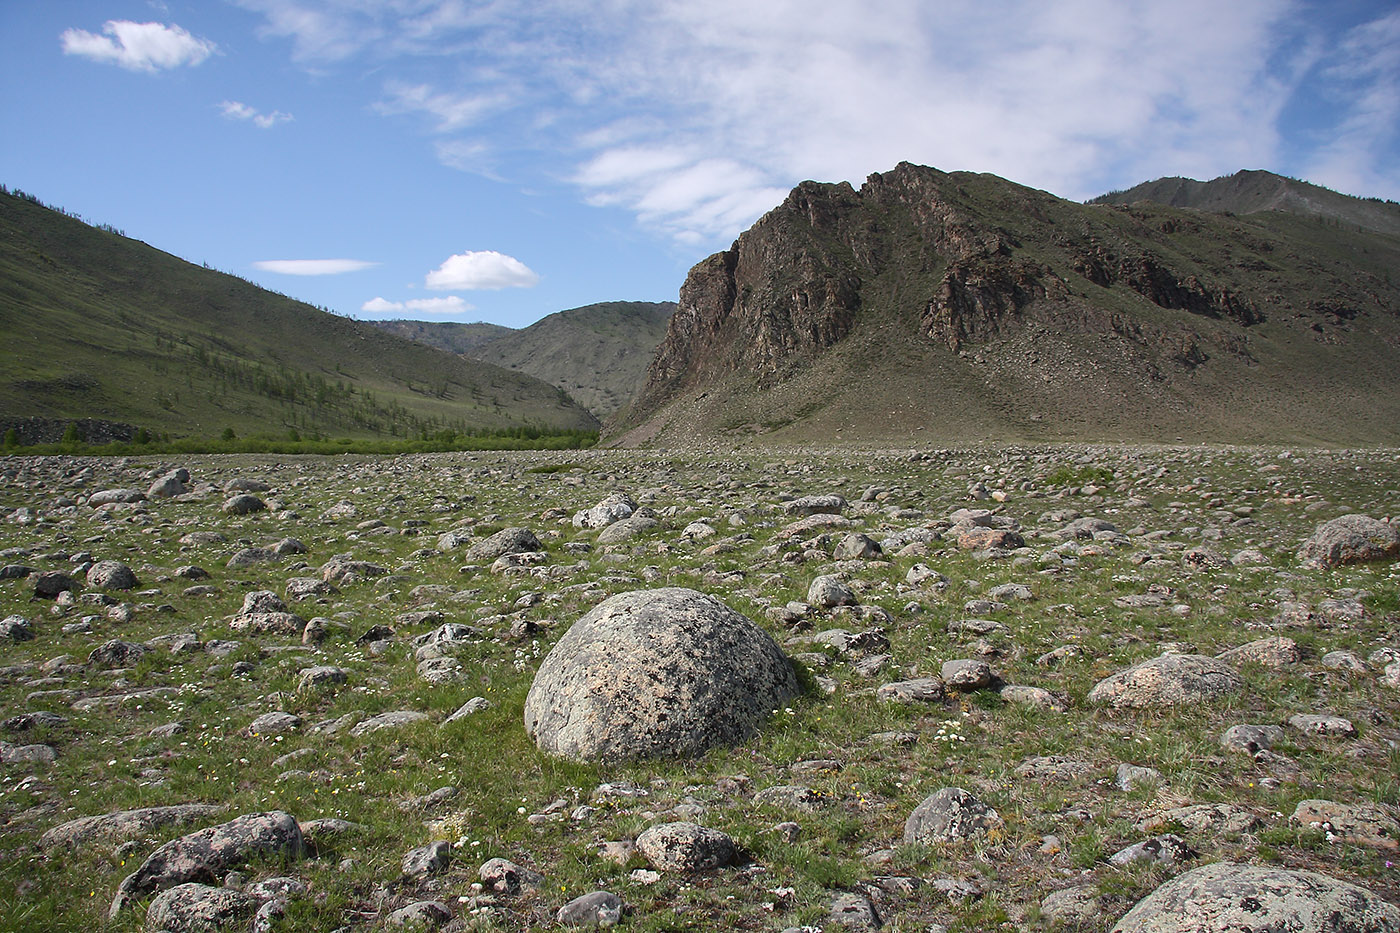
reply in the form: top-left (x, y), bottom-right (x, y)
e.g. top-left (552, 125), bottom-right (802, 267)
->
top-left (40, 804), bottom-right (224, 851)
top-left (524, 588), bottom-right (797, 761)
top-left (904, 787), bottom-right (1003, 844)
top-left (1291, 799), bottom-right (1399, 849)
top-left (1299, 515), bottom-right (1400, 569)
top-left (111, 811), bottom-right (303, 916)
top-left (1088, 654), bottom-right (1242, 708)
top-left (144, 882), bottom-right (262, 933)
top-left (464, 527), bottom-right (542, 562)
top-left (636, 822), bottom-right (737, 871)
top-left (1111, 861), bottom-right (1400, 932)
top-left (1217, 636), bottom-right (1301, 668)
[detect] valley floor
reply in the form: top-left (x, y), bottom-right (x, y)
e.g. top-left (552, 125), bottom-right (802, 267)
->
top-left (0, 444), bottom-right (1397, 931)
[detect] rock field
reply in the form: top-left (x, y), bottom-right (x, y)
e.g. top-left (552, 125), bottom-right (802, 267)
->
top-left (0, 445), bottom-right (1397, 931)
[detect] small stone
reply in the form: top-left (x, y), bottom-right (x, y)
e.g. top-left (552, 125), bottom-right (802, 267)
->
top-left (1115, 763), bottom-right (1164, 792)
top-left (635, 822), bottom-right (736, 871)
top-left (940, 658), bottom-right (994, 691)
top-left (557, 891), bottom-right (623, 927)
top-left (1108, 833), bottom-right (1195, 866)
top-left (401, 840), bottom-right (452, 879)
top-left (1287, 713), bottom-right (1357, 738)
top-left (904, 787), bottom-right (1003, 844)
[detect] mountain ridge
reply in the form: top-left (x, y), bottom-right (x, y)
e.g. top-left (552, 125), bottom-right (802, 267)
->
top-left (607, 162), bottom-right (1400, 447)
top-left (1089, 169), bottom-right (1400, 237)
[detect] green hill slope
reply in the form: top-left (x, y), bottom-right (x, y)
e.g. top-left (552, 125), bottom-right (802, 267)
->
top-left (0, 188), bottom-right (598, 443)
top-left (369, 319), bottom-right (514, 355)
top-left (373, 301), bottom-right (675, 418)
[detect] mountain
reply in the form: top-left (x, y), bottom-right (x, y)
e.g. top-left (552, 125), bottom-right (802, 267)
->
top-left (1090, 169), bottom-right (1400, 237)
top-left (0, 188), bottom-right (598, 443)
top-left (606, 162), bottom-right (1400, 446)
top-left (372, 301), bottom-right (675, 418)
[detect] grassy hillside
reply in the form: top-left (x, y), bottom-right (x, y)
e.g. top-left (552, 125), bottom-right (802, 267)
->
top-left (0, 188), bottom-right (598, 442)
top-left (467, 301), bottom-right (674, 417)
top-left (369, 319), bottom-right (514, 355)
top-left (374, 301), bottom-right (675, 418)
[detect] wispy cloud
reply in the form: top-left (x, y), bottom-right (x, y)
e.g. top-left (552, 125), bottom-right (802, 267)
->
top-left (362, 296), bottom-right (474, 315)
top-left (253, 259), bottom-right (377, 275)
top-left (425, 251), bottom-right (539, 290)
top-left (1304, 8), bottom-right (1400, 199)
top-left (221, 101), bottom-right (294, 129)
top-left (238, 0), bottom-right (1397, 242)
top-left (376, 81), bottom-right (504, 133)
top-left (60, 20), bottom-right (216, 72)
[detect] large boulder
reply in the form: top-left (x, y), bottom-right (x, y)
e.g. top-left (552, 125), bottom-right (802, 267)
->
top-left (1111, 861), bottom-right (1400, 932)
top-left (1088, 654), bottom-right (1242, 709)
top-left (1299, 515), bottom-right (1400, 569)
top-left (524, 588), bottom-right (798, 761)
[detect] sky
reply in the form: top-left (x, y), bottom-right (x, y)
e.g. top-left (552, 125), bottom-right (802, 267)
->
top-left (2, 1), bottom-right (1398, 329)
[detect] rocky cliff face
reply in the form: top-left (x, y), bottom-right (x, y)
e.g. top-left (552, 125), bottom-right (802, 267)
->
top-left (610, 162), bottom-right (1400, 446)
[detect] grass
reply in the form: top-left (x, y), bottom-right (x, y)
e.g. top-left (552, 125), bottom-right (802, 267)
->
top-left (0, 443), bottom-right (1397, 931)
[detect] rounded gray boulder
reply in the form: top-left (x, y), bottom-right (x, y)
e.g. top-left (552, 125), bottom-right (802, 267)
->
top-left (86, 559), bottom-right (139, 590)
top-left (523, 588), bottom-right (798, 761)
top-left (1112, 861), bottom-right (1400, 932)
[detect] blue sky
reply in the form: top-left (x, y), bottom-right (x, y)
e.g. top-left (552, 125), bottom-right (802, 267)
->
top-left (2, 1), bottom-right (1397, 329)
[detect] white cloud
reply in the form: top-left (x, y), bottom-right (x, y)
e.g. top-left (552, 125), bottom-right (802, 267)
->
top-left (361, 296), bottom-right (474, 315)
top-left (60, 20), bottom-right (216, 72)
top-left (425, 251), bottom-right (539, 290)
top-left (239, 0), bottom-right (1398, 242)
top-left (377, 81), bottom-right (504, 133)
top-left (221, 101), bottom-right (294, 129)
top-left (253, 259), bottom-right (377, 275)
